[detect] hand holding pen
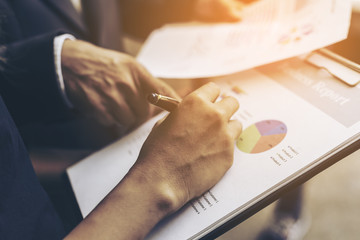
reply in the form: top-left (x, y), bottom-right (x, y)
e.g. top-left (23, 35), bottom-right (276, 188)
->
top-left (139, 82), bottom-right (242, 213)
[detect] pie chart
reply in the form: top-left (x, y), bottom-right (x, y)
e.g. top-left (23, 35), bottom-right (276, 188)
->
top-left (237, 120), bottom-right (287, 154)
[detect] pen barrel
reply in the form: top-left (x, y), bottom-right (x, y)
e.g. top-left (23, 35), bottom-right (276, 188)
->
top-left (155, 97), bottom-right (179, 112)
top-left (148, 93), bottom-right (180, 112)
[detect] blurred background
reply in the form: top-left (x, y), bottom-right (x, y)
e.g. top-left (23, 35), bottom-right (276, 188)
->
top-left (218, 149), bottom-right (360, 240)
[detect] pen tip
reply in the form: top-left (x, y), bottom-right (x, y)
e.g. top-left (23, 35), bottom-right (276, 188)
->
top-left (147, 93), bottom-right (159, 104)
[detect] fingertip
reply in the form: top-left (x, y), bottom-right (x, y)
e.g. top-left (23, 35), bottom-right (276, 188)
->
top-left (236, 121), bottom-right (243, 140)
top-left (193, 82), bottom-right (221, 102)
top-left (203, 82), bottom-right (221, 93)
top-left (226, 96), bottom-right (240, 110)
top-left (216, 96), bottom-right (240, 120)
top-left (229, 120), bottom-right (243, 140)
top-left (207, 81), bottom-right (219, 88)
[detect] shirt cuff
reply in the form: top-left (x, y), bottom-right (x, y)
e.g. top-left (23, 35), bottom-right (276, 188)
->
top-left (54, 34), bottom-right (76, 108)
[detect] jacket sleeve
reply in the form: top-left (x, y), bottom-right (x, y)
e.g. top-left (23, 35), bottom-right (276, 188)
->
top-left (119, 0), bottom-right (195, 38)
top-left (0, 31), bottom-right (70, 126)
top-left (0, 95), bottom-right (66, 239)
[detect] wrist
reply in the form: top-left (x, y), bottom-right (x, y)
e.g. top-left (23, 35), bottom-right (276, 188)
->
top-left (119, 164), bottom-right (184, 217)
top-left (70, 164), bottom-right (182, 240)
top-left (61, 39), bottom-right (96, 68)
top-left (60, 39), bottom-right (110, 105)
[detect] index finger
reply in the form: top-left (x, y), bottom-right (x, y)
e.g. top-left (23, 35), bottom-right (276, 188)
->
top-left (192, 82), bottom-right (221, 102)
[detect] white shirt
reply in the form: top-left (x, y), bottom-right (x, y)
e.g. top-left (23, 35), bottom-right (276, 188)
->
top-left (70, 0), bottom-right (82, 14)
top-left (53, 0), bottom-right (83, 107)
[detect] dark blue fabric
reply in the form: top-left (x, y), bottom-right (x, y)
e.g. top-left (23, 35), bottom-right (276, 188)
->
top-left (5, 0), bottom-right (87, 40)
top-left (0, 0), bottom-right (127, 150)
top-left (0, 0), bottom-right (88, 126)
top-left (0, 95), bottom-right (65, 239)
top-left (0, 1), bottom-right (83, 236)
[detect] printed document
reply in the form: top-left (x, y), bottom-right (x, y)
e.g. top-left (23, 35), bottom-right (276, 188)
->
top-left (67, 58), bottom-right (360, 239)
top-left (137, 0), bottom-right (351, 79)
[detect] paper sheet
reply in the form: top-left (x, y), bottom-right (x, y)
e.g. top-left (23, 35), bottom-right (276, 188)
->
top-left (67, 58), bottom-right (360, 240)
top-left (137, 0), bottom-right (351, 79)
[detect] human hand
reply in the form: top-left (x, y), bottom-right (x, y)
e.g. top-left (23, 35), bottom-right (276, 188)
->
top-left (61, 39), bottom-right (178, 133)
top-left (66, 83), bottom-right (242, 240)
top-left (132, 82), bottom-right (242, 212)
top-left (193, 0), bottom-right (246, 22)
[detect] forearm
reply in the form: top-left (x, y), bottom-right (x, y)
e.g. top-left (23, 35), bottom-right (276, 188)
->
top-left (66, 162), bottom-right (179, 240)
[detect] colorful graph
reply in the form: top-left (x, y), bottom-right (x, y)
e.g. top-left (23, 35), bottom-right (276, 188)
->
top-left (278, 23), bottom-right (314, 45)
top-left (237, 120), bottom-right (287, 154)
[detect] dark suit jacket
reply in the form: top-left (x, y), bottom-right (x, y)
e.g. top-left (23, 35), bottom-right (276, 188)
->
top-left (0, 0), bottom-right (193, 127)
top-left (0, 94), bottom-right (65, 239)
top-left (0, 0), bottom-right (89, 126)
top-left (0, 0), bottom-right (192, 238)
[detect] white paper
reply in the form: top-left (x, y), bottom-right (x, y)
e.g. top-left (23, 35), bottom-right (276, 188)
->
top-left (67, 58), bottom-right (360, 240)
top-left (137, 0), bottom-right (351, 79)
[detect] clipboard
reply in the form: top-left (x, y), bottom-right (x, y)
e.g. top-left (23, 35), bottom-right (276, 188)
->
top-left (305, 48), bottom-right (360, 86)
top-left (305, 11), bottom-right (360, 87)
top-left (205, 20), bottom-right (360, 234)
top-left (205, 22), bottom-right (360, 236)
top-left (65, 10), bottom-right (360, 239)
top-left (199, 54), bottom-right (360, 239)
top-left (66, 54), bottom-right (360, 240)
top-left (203, 137), bottom-right (360, 239)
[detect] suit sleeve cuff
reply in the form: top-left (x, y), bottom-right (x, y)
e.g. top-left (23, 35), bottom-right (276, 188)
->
top-left (54, 34), bottom-right (76, 108)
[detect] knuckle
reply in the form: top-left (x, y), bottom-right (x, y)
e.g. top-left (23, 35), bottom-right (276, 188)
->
top-left (182, 92), bottom-right (204, 108)
top-left (114, 53), bottom-right (138, 70)
top-left (235, 121), bottom-right (243, 133)
top-left (230, 120), bottom-right (243, 136)
top-left (229, 96), bottom-right (239, 108)
top-left (206, 82), bottom-right (220, 91)
top-left (212, 110), bottom-right (225, 125)
top-left (125, 58), bottom-right (139, 72)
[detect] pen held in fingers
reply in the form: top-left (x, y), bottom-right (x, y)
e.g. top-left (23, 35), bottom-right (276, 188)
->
top-left (147, 93), bottom-right (180, 112)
